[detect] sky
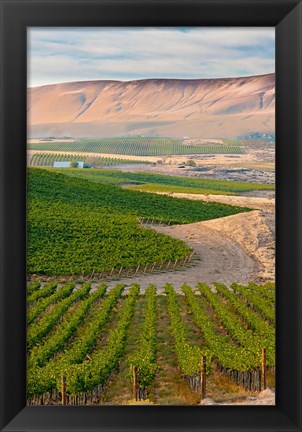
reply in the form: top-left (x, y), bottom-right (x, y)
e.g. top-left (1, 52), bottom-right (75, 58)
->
top-left (28, 27), bottom-right (275, 87)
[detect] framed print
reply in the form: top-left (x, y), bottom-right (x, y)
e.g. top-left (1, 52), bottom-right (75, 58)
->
top-left (0, 0), bottom-right (301, 431)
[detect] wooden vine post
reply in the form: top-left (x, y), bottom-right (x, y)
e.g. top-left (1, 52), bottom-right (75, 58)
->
top-left (61, 375), bottom-right (67, 406)
top-left (132, 366), bottom-right (138, 401)
top-left (200, 356), bottom-right (206, 400)
top-left (261, 347), bottom-right (267, 390)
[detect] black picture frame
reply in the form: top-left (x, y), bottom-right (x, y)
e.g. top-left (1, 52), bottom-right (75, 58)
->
top-left (0, 0), bottom-right (301, 431)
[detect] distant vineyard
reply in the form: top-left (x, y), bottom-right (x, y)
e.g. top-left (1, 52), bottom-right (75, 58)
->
top-left (28, 137), bottom-right (245, 156)
top-left (27, 281), bottom-right (275, 405)
top-left (29, 152), bottom-right (151, 167)
top-left (55, 168), bottom-right (274, 193)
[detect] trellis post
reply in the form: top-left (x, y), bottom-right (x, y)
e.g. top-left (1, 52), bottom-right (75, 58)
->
top-left (61, 375), bottom-right (67, 405)
top-left (261, 347), bottom-right (267, 390)
top-left (200, 356), bottom-right (206, 400)
top-left (132, 366), bottom-right (138, 401)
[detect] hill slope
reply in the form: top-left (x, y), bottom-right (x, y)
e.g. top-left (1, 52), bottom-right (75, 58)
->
top-left (27, 168), bottom-right (250, 275)
top-left (28, 74), bottom-right (275, 138)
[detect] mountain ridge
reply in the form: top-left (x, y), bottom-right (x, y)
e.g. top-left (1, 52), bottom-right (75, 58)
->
top-left (28, 73), bottom-right (275, 139)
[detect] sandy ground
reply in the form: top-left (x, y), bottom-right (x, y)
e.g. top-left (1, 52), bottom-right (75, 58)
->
top-left (200, 388), bottom-right (275, 405)
top-left (111, 153), bottom-right (265, 168)
top-left (202, 210), bottom-right (275, 282)
top-left (104, 150), bottom-right (275, 183)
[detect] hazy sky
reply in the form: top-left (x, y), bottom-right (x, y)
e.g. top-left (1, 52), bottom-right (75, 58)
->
top-left (28, 27), bottom-right (275, 87)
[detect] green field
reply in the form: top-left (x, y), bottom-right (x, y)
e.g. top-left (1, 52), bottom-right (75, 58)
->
top-left (28, 169), bottom-right (250, 276)
top-left (29, 152), bottom-right (151, 167)
top-left (27, 281), bottom-right (275, 405)
top-left (28, 137), bottom-right (245, 156)
top-left (51, 168), bottom-right (275, 195)
top-left (27, 167), bottom-right (275, 405)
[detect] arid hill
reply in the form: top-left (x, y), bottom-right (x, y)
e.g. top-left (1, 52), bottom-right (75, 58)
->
top-left (28, 73), bottom-right (275, 138)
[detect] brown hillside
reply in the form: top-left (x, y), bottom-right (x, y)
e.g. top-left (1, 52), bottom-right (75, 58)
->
top-left (27, 73), bottom-right (275, 138)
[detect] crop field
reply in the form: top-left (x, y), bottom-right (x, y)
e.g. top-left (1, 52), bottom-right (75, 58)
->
top-left (29, 152), bottom-right (151, 167)
top-left (28, 137), bottom-right (245, 156)
top-left (51, 168), bottom-right (275, 194)
top-left (28, 169), bottom-right (251, 276)
top-left (27, 281), bottom-right (275, 405)
top-left (27, 167), bottom-right (275, 405)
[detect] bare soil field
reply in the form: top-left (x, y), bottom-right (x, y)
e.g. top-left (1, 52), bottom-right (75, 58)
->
top-left (115, 161), bottom-right (275, 183)
top-left (109, 141), bottom-right (275, 183)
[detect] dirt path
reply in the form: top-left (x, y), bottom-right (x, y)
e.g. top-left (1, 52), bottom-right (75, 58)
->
top-left (105, 219), bottom-right (259, 291)
top-left (154, 192), bottom-right (275, 213)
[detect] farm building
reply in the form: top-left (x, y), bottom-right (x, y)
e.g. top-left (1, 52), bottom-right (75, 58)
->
top-left (53, 161), bottom-right (84, 168)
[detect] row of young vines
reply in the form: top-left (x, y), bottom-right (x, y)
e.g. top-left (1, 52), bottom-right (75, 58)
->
top-left (29, 152), bottom-right (151, 167)
top-left (27, 281), bottom-right (275, 403)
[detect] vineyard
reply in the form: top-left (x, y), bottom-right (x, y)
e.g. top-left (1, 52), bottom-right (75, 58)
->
top-left (26, 167), bottom-right (275, 405)
top-left (27, 281), bottom-right (275, 405)
top-left (28, 169), bottom-right (251, 276)
top-left (29, 153), bottom-right (151, 167)
top-left (28, 137), bottom-right (245, 156)
top-left (51, 168), bottom-right (275, 194)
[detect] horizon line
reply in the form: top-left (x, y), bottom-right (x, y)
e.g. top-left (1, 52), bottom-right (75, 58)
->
top-left (28, 72), bottom-right (275, 89)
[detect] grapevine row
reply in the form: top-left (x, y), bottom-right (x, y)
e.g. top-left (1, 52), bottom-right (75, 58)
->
top-left (182, 285), bottom-right (260, 372)
top-left (128, 285), bottom-right (157, 398)
top-left (28, 137), bottom-right (245, 156)
top-left (214, 283), bottom-right (275, 340)
top-left (29, 284), bottom-right (107, 367)
top-left (27, 282), bottom-right (75, 325)
top-left (64, 284), bottom-right (140, 399)
top-left (29, 152), bottom-right (151, 167)
top-left (27, 282), bottom-right (57, 303)
top-left (198, 283), bottom-right (274, 366)
top-left (165, 284), bottom-right (206, 391)
top-left (26, 282), bottom-right (275, 401)
top-left (27, 282), bottom-right (90, 348)
top-left (27, 284), bottom-right (125, 396)
top-left (246, 282), bottom-right (275, 303)
top-left (27, 281), bottom-right (41, 296)
top-left (231, 283), bottom-right (275, 324)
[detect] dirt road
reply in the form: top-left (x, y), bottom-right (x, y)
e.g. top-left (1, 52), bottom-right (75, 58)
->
top-left (105, 218), bottom-right (259, 291)
top-left (103, 199), bottom-right (274, 291)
